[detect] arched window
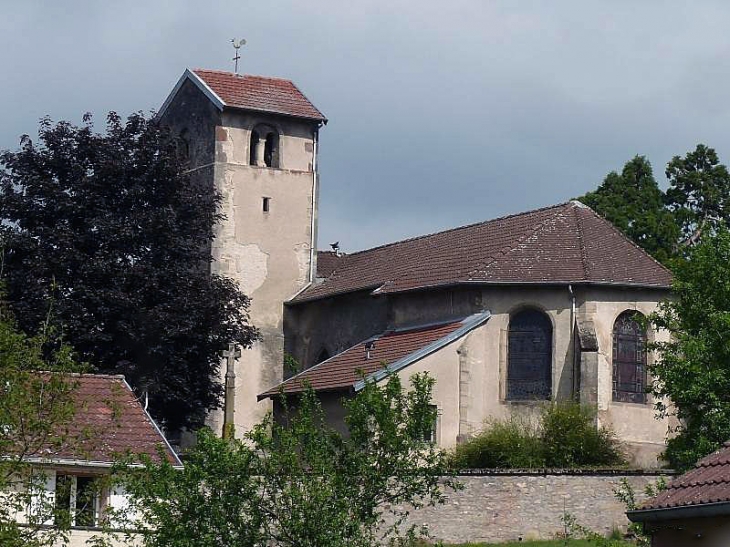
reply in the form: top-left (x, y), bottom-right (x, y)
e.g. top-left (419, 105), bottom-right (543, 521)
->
top-left (249, 124), bottom-right (280, 168)
top-left (613, 311), bottom-right (647, 403)
top-left (507, 309), bottom-right (552, 400)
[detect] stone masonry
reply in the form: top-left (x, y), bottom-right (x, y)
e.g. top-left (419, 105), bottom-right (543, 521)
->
top-left (389, 470), bottom-right (673, 544)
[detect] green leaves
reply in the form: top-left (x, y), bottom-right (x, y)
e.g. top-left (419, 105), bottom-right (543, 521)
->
top-left (109, 373), bottom-right (456, 547)
top-left (578, 145), bottom-right (730, 265)
top-left (649, 228), bottom-right (730, 471)
top-left (0, 113), bottom-right (257, 430)
top-left (450, 402), bottom-right (625, 469)
top-left (578, 155), bottom-right (679, 264)
top-left (0, 305), bottom-right (86, 547)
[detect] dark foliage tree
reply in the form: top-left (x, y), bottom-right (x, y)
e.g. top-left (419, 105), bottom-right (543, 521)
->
top-left (665, 144), bottom-right (730, 247)
top-left (649, 228), bottom-right (730, 471)
top-left (0, 113), bottom-right (257, 430)
top-left (578, 155), bottom-right (679, 264)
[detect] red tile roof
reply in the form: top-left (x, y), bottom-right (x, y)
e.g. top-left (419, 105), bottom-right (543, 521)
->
top-left (260, 313), bottom-right (489, 398)
top-left (638, 443), bottom-right (730, 511)
top-left (192, 69), bottom-right (326, 122)
top-left (33, 374), bottom-right (179, 466)
top-left (292, 202), bottom-right (672, 303)
top-left (317, 251), bottom-right (346, 278)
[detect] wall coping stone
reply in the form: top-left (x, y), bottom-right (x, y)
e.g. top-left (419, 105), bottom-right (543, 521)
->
top-left (455, 468), bottom-right (677, 476)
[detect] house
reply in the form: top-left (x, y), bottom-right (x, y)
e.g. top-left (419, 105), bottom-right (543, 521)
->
top-left (7, 374), bottom-right (180, 547)
top-left (157, 68), bottom-right (674, 467)
top-left (628, 442), bottom-right (730, 545)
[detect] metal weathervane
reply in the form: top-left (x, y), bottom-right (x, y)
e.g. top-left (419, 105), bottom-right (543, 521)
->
top-left (231, 38), bottom-right (246, 74)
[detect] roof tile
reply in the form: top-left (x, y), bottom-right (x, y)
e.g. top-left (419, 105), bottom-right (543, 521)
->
top-left (295, 202), bottom-right (672, 303)
top-left (260, 320), bottom-right (465, 398)
top-left (641, 443), bottom-right (730, 510)
top-left (34, 374), bottom-right (178, 465)
top-left (193, 69), bottom-right (326, 122)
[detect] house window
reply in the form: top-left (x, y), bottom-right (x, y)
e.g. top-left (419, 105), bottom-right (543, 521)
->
top-left (262, 197), bottom-right (271, 213)
top-left (507, 309), bottom-right (552, 400)
top-left (412, 405), bottom-right (439, 444)
top-left (55, 474), bottom-right (100, 527)
top-left (613, 311), bottom-right (647, 403)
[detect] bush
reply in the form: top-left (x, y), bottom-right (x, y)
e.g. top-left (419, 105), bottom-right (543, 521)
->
top-left (451, 415), bottom-right (544, 468)
top-left (451, 401), bottom-right (625, 469)
top-left (541, 402), bottom-right (625, 468)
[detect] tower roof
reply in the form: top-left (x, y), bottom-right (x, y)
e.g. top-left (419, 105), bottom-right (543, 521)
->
top-left (293, 201), bottom-right (672, 303)
top-left (158, 68), bottom-right (327, 123)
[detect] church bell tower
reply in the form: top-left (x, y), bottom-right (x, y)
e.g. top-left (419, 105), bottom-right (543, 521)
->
top-left (158, 68), bottom-right (326, 434)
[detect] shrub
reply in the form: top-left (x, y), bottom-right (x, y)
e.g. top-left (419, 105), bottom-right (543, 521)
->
top-left (451, 401), bottom-right (625, 469)
top-left (451, 415), bottom-right (544, 469)
top-left (541, 401), bottom-right (625, 468)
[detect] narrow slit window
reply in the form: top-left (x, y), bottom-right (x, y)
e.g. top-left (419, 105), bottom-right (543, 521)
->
top-left (262, 197), bottom-right (271, 213)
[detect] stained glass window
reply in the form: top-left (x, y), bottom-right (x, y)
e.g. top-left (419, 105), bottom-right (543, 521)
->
top-left (612, 311), bottom-right (647, 403)
top-left (507, 309), bottom-right (552, 400)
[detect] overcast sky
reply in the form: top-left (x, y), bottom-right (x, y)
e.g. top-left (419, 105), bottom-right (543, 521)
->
top-left (2, 1), bottom-right (730, 252)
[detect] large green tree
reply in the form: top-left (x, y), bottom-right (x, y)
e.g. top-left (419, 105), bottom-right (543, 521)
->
top-left (649, 227), bottom-right (730, 471)
top-left (105, 374), bottom-right (456, 547)
top-left (665, 144), bottom-right (730, 247)
top-left (0, 113), bottom-right (257, 430)
top-left (578, 155), bottom-right (679, 264)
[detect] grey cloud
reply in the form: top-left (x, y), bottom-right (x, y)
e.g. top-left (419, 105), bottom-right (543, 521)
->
top-left (2, 1), bottom-right (730, 252)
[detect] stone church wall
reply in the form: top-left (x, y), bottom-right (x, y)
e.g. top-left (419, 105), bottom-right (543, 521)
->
top-left (390, 470), bottom-right (673, 544)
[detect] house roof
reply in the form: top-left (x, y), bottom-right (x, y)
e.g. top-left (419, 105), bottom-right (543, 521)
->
top-left (317, 250), bottom-right (346, 279)
top-left (29, 374), bottom-right (180, 467)
top-left (259, 311), bottom-right (490, 399)
top-left (631, 443), bottom-right (730, 518)
top-left (158, 68), bottom-right (326, 123)
top-left (292, 201), bottom-right (672, 304)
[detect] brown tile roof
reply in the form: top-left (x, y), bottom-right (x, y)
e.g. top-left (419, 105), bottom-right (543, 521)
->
top-left (292, 202), bottom-right (672, 303)
top-left (192, 69), bottom-right (326, 122)
top-left (317, 250), bottom-right (346, 278)
top-left (638, 443), bottom-right (730, 511)
top-left (260, 312), bottom-right (490, 398)
top-left (32, 374), bottom-right (179, 466)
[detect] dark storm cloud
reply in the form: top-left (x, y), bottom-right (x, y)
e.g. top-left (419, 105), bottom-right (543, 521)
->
top-left (3, 1), bottom-right (730, 251)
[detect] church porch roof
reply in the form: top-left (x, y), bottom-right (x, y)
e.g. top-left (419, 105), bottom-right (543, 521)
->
top-left (259, 311), bottom-right (490, 399)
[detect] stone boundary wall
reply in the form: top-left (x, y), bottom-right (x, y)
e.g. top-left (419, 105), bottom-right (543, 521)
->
top-left (392, 469), bottom-right (675, 544)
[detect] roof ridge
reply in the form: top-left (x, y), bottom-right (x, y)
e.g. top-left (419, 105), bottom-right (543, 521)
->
top-left (464, 203), bottom-right (576, 280)
top-left (340, 202), bottom-right (572, 259)
top-left (192, 68), bottom-right (295, 83)
top-left (575, 200), bottom-right (672, 278)
top-left (573, 202), bottom-right (591, 280)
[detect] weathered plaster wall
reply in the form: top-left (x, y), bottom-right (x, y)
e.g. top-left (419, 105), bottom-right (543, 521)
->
top-left (388, 471), bottom-right (671, 544)
top-left (577, 286), bottom-right (675, 467)
top-left (284, 291), bottom-right (391, 372)
top-left (396, 329), bottom-right (465, 449)
top-left (290, 284), bottom-right (672, 466)
top-left (205, 112), bottom-right (319, 434)
top-left (63, 530), bottom-right (139, 547)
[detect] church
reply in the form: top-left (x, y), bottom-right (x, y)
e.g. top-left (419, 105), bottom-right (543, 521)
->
top-left (158, 68), bottom-right (673, 467)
